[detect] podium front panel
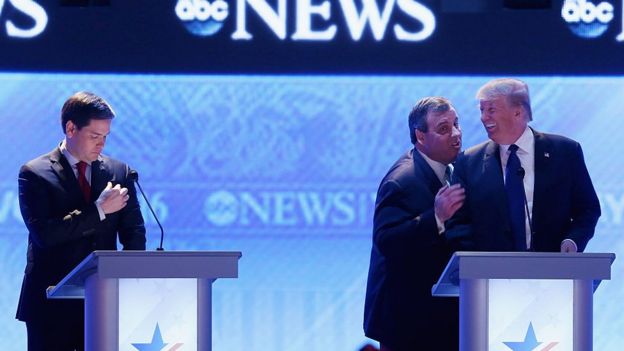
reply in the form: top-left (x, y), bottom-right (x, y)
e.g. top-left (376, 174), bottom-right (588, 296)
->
top-left (487, 279), bottom-right (573, 351)
top-left (118, 278), bottom-right (198, 351)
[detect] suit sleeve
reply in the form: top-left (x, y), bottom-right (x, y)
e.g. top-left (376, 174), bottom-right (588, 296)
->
top-left (117, 164), bottom-right (146, 250)
top-left (566, 143), bottom-right (600, 252)
top-left (444, 156), bottom-right (475, 251)
top-left (372, 179), bottom-right (439, 258)
top-left (18, 164), bottom-right (101, 248)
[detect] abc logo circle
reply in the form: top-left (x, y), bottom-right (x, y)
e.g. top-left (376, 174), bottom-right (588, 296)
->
top-left (204, 191), bottom-right (238, 226)
top-left (175, 0), bottom-right (229, 36)
top-left (561, 0), bottom-right (614, 38)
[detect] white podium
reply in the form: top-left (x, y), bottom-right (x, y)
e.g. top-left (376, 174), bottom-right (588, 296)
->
top-left (432, 252), bottom-right (615, 351)
top-left (47, 250), bottom-right (242, 351)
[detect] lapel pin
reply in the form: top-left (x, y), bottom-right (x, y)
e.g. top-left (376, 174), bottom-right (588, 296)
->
top-left (544, 152), bottom-right (550, 158)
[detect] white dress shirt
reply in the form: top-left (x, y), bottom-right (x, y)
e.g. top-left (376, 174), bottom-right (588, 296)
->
top-left (60, 140), bottom-right (106, 221)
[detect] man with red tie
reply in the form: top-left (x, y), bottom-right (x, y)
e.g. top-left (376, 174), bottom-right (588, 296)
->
top-left (16, 92), bottom-right (146, 350)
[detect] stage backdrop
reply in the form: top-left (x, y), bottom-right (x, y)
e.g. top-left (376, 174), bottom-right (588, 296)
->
top-left (0, 74), bottom-right (621, 350)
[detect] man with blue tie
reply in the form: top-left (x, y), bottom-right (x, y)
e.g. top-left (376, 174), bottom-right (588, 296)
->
top-left (16, 91), bottom-right (146, 350)
top-left (364, 97), bottom-right (465, 351)
top-left (446, 78), bottom-right (600, 253)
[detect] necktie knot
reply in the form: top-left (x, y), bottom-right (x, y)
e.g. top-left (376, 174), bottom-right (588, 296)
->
top-left (508, 144), bottom-right (519, 154)
top-left (77, 161), bottom-right (88, 175)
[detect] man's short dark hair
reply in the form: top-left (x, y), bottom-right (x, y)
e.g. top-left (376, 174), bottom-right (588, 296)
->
top-left (408, 97), bottom-right (452, 144)
top-left (60, 91), bottom-right (115, 133)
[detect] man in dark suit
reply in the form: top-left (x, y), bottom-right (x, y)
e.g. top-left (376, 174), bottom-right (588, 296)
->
top-left (16, 91), bottom-right (146, 351)
top-left (364, 97), bottom-right (465, 351)
top-left (446, 78), bottom-right (600, 253)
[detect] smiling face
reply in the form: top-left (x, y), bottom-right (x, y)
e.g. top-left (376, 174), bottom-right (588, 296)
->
top-left (479, 96), bottom-right (527, 145)
top-left (65, 118), bottom-right (111, 163)
top-left (416, 108), bottom-right (462, 165)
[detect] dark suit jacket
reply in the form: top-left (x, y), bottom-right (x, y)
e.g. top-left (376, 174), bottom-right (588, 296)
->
top-left (364, 149), bottom-right (458, 350)
top-left (16, 147), bottom-right (146, 322)
top-left (446, 129), bottom-right (600, 252)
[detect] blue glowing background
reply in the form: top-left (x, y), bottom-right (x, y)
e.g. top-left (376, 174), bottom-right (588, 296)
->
top-left (0, 74), bottom-right (621, 350)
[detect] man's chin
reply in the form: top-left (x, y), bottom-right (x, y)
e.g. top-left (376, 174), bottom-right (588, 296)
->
top-left (87, 155), bottom-right (100, 163)
top-left (486, 131), bottom-right (505, 143)
top-left (450, 148), bottom-right (461, 159)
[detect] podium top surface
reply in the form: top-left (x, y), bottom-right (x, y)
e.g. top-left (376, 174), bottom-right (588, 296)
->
top-left (432, 251), bottom-right (615, 297)
top-left (47, 250), bottom-right (241, 299)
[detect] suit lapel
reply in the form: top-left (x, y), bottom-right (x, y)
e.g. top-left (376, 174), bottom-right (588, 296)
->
top-left (532, 129), bottom-right (550, 233)
top-left (482, 141), bottom-right (512, 231)
top-left (482, 141), bottom-right (502, 178)
top-left (50, 147), bottom-right (85, 205)
top-left (91, 158), bottom-right (111, 200)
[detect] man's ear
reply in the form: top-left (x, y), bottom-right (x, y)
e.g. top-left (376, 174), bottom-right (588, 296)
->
top-left (415, 129), bottom-right (426, 145)
top-left (65, 121), bottom-right (76, 137)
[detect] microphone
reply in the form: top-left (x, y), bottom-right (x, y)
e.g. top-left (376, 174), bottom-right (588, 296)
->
top-left (129, 169), bottom-right (165, 251)
top-left (517, 167), bottom-right (534, 251)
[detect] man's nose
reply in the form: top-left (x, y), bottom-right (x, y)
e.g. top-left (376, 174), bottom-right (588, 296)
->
top-left (452, 125), bottom-right (461, 137)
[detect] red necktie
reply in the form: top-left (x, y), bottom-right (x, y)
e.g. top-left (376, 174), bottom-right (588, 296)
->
top-left (76, 161), bottom-right (91, 202)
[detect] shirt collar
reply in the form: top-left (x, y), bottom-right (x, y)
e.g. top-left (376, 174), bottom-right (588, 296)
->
top-left (499, 126), bottom-right (534, 155)
top-left (60, 139), bottom-right (81, 166)
top-left (59, 139), bottom-right (102, 166)
top-left (416, 149), bottom-right (448, 184)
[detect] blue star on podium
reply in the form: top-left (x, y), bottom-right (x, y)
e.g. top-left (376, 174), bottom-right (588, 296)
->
top-left (132, 323), bottom-right (168, 351)
top-left (503, 322), bottom-right (542, 351)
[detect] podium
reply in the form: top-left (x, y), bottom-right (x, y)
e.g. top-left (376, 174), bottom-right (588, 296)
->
top-left (432, 252), bottom-right (615, 351)
top-left (47, 250), bottom-right (242, 351)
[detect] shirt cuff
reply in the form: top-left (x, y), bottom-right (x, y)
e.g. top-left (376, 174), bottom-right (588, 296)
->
top-left (95, 202), bottom-right (106, 221)
top-left (435, 212), bottom-right (445, 235)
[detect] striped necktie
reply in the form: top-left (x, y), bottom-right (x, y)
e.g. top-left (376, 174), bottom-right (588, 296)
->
top-left (444, 165), bottom-right (452, 186)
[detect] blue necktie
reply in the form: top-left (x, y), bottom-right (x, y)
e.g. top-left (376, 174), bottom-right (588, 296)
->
top-left (505, 144), bottom-right (526, 251)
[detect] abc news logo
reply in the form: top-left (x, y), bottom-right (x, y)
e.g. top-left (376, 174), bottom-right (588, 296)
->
top-left (176, 0), bottom-right (229, 21)
top-left (175, 0), bottom-right (229, 36)
top-left (174, 0), bottom-right (437, 41)
top-left (0, 0), bottom-right (47, 38)
top-left (561, 0), bottom-right (624, 40)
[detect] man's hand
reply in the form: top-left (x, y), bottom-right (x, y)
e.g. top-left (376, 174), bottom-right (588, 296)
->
top-left (560, 239), bottom-right (578, 253)
top-left (434, 184), bottom-right (465, 223)
top-left (96, 182), bottom-right (129, 214)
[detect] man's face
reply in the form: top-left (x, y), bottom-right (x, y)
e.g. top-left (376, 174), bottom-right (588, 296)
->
top-left (65, 118), bottom-right (111, 163)
top-left (416, 108), bottom-right (462, 165)
top-left (479, 96), bottom-right (526, 144)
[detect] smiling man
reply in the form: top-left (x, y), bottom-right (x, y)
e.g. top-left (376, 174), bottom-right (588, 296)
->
top-left (16, 92), bottom-right (146, 351)
top-left (364, 97), bottom-right (464, 351)
top-left (446, 78), bottom-right (600, 254)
